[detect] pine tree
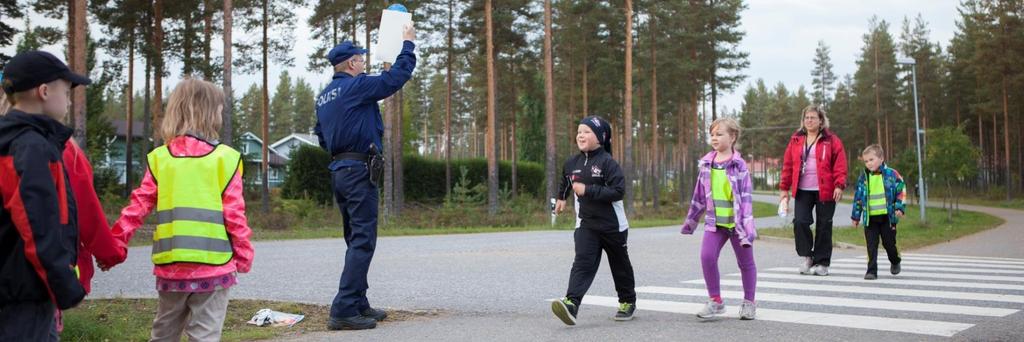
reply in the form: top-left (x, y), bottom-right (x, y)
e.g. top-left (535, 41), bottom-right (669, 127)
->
top-left (292, 78), bottom-right (316, 134)
top-left (0, 0), bottom-right (22, 64)
top-left (852, 17), bottom-right (899, 150)
top-left (269, 70), bottom-right (294, 141)
top-left (810, 40), bottom-right (836, 108)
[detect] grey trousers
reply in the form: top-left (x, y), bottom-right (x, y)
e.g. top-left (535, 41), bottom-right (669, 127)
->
top-left (150, 288), bottom-right (230, 342)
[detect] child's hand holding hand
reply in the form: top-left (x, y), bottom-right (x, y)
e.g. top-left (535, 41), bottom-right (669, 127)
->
top-left (572, 182), bottom-right (586, 196)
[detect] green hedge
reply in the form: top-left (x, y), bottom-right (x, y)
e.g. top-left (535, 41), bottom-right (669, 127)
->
top-left (402, 155), bottom-right (544, 203)
top-left (281, 148), bottom-right (546, 205)
top-left (281, 145), bottom-right (333, 205)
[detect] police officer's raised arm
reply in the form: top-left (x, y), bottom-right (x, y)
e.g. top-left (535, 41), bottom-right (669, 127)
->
top-left (357, 24), bottom-right (418, 104)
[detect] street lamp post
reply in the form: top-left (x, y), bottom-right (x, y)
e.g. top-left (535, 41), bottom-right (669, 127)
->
top-left (898, 57), bottom-right (926, 222)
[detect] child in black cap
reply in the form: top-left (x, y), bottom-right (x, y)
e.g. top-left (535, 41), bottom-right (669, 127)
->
top-left (0, 50), bottom-right (91, 340)
top-left (551, 115), bottom-right (637, 325)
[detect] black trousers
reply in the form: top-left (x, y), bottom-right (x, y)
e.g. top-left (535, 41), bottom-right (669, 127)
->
top-left (0, 301), bottom-right (56, 341)
top-left (565, 227), bottom-right (636, 306)
top-left (865, 215), bottom-right (901, 275)
top-left (793, 190), bottom-right (837, 266)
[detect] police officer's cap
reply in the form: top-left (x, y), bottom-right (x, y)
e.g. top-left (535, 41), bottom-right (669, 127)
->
top-left (2, 50), bottom-right (92, 94)
top-left (327, 41), bottom-right (369, 66)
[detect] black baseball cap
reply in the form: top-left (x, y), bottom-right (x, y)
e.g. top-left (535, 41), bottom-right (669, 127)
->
top-left (1, 50), bottom-right (92, 94)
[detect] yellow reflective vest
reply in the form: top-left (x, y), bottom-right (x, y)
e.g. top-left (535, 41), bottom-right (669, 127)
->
top-left (711, 166), bottom-right (735, 229)
top-left (147, 143), bottom-right (242, 265)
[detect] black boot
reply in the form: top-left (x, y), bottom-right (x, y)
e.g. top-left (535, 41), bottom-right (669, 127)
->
top-left (327, 315), bottom-right (377, 330)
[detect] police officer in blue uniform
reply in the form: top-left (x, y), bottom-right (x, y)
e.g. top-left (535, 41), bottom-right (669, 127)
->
top-left (315, 23), bottom-right (416, 331)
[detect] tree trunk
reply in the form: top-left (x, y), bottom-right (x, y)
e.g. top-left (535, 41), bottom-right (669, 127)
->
top-left (512, 118), bottom-right (518, 199)
top-left (125, 34), bottom-right (135, 195)
top-left (153, 0), bottom-right (165, 145)
top-left (383, 62), bottom-right (394, 221)
top-left (484, 0), bottom-right (499, 214)
top-left (993, 113), bottom-right (998, 188)
top-left (677, 100), bottom-right (686, 207)
top-left (623, 0), bottom-right (634, 213)
top-left (222, 0), bottom-right (233, 144)
top-left (182, 9), bottom-right (194, 75)
top-left (544, 0), bottom-right (557, 204)
top-left (69, 0), bottom-right (87, 147)
top-left (143, 54), bottom-right (151, 169)
top-left (582, 52), bottom-right (589, 118)
top-left (364, 0), bottom-right (372, 74)
top-left (874, 40), bottom-right (881, 146)
top-left (979, 113), bottom-right (985, 190)
top-left (394, 87), bottom-right (404, 215)
top-left (650, 22), bottom-right (659, 210)
top-left (203, 0), bottom-right (214, 80)
top-left (445, 0), bottom-right (454, 199)
top-left (1003, 75), bottom-right (1011, 199)
top-left (260, 0), bottom-right (270, 212)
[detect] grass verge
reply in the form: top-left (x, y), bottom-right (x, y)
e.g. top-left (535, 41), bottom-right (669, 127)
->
top-left (128, 202), bottom-right (776, 245)
top-left (62, 298), bottom-right (440, 341)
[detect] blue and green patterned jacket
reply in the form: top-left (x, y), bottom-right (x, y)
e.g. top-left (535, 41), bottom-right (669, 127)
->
top-left (851, 163), bottom-right (907, 226)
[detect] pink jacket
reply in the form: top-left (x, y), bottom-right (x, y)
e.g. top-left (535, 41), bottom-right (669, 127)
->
top-left (111, 135), bottom-right (254, 280)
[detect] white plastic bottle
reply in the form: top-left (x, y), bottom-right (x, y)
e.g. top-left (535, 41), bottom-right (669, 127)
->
top-left (777, 197), bottom-right (789, 218)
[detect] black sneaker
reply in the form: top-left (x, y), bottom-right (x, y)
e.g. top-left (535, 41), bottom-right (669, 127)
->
top-left (614, 302), bottom-right (635, 321)
top-left (327, 315), bottom-right (377, 330)
top-left (891, 263), bottom-right (901, 275)
top-left (551, 298), bottom-right (578, 326)
top-left (864, 272), bottom-right (878, 280)
top-left (361, 307), bottom-right (387, 321)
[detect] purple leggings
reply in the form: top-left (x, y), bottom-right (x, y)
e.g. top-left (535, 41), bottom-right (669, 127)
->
top-left (701, 228), bottom-right (757, 301)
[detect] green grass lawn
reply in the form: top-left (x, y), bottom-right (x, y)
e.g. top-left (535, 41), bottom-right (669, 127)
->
top-left (62, 298), bottom-right (440, 341)
top-left (128, 202), bottom-right (776, 245)
top-left (757, 205), bottom-right (1004, 250)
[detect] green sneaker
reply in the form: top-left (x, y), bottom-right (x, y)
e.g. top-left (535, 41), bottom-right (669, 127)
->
top-left (614, 302), bottom-right (636, 321)
top-left (551, 298), bottom-right (578, 326)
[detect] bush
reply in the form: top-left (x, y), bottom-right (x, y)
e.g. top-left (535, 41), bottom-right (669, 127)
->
top-left (281, 145), bottom-right (333, 205)
top-left (403, 155), bottom-right (545, 203)
top-left (92, 166), bottom-right (122, 198)
top-left (280, 148), bottom-right (547, 205)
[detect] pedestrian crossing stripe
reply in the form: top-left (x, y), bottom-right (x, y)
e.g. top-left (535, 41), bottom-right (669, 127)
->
top-left (636, 286), bottom-right (1017, 317)
top-left (583, 296), bottom-right (974, 337)
top-left (831, 258), bottom-right (1024, 270)
top-left (769, 267), bottom-right (1024, 282)
top-left (683, 279), bottom-right (1024, 303)
top-left (897, 253), bottom-right (1024, 264)
top-left (756, 271), bottom-right (1024, 291)
top-left (826, 262), bottom-right (1024, 275)
top-left (568, 254), bottom-right (1024, 337)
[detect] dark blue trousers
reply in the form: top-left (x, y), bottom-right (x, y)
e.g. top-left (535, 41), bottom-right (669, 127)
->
top-left (329, 165), bottom-right (379, 318)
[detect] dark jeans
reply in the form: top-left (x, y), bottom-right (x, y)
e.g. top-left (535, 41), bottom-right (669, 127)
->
top-left (565, 227), bottom-right (637, 306)
top-left (329, 165), bottom-right (379, 318)
top-left (793, 190), bottom-right (836, 266)
top-left (865, 215), bottom-right (901, 275)
top-left (0, 301), bottom-right (56, 341)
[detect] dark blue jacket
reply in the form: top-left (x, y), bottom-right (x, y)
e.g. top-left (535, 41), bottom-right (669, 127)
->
top-left (0, 110), bottom-right (85, 310)
top-left (314, 41), bottom-right (417, 170)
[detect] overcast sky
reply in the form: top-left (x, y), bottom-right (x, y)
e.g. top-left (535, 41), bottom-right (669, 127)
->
top-left (4, 0), bottom-right (959, 116)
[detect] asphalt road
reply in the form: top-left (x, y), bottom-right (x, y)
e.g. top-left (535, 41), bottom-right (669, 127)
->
top-left (89, 195), bottom-right (1024, 341)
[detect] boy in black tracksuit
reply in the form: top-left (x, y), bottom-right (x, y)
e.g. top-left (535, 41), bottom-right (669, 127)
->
top-left (551, 116), bottom-right (636, 326)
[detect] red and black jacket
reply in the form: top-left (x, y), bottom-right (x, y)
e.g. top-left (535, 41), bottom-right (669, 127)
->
top-left (779, 128), bottom-right (848, 202)
top-left (0, 110), bottom-right (85, 309)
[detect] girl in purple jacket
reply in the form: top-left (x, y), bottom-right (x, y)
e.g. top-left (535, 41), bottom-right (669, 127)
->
top-left (681, 118), bottom-right (758, 320)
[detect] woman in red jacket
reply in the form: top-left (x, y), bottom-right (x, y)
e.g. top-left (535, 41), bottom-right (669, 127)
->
top-left (779, 105), bottom-right (847, 276)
